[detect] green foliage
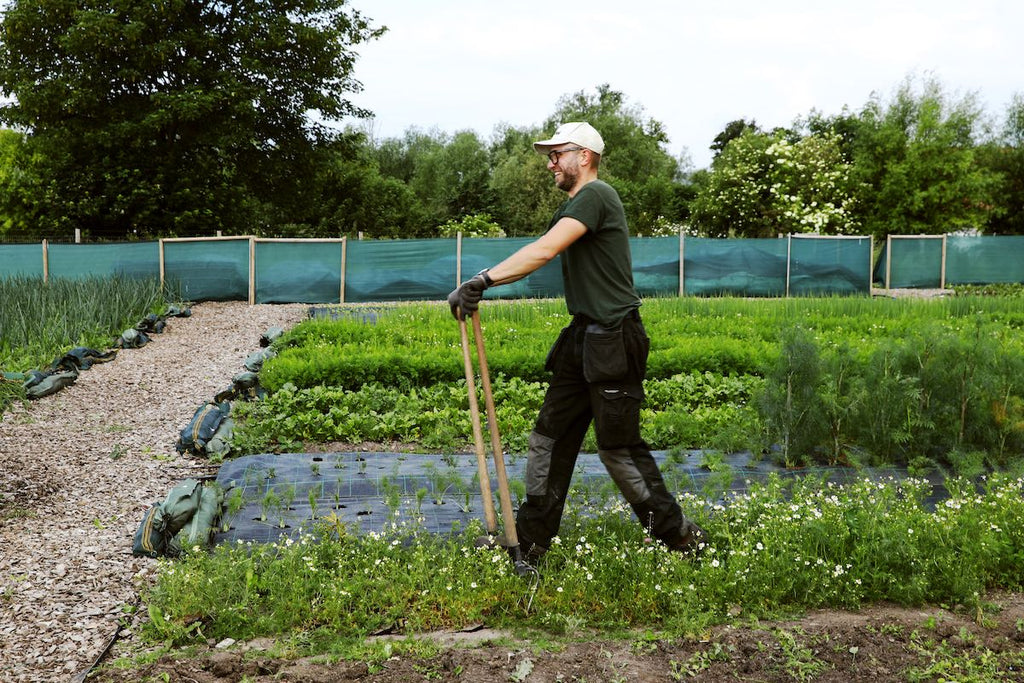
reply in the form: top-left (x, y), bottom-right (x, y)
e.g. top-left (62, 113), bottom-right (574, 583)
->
top-left (758, 327), bottom-right (827, 466)
top-left (293, 143), bottom-right (427, 239)
top-left (754, 315), bottom-right (1024, 468)
top-left (841, 75), bottom-right (999, 240)
top-left (0, 0), bottom-right (384, 238)
top-left (0, 275), bottom-right (166, 373)
top-left (232, 371), bottom-right (749, 456)
top-left (143, 473), bottom-right (1024, 648)
top-left (364, 128), bottom-right (495, 232)
top-left (0, 129), bottom-right (34, 236)
top-left (437, 213), bottom-right (504, 238)
top-left (978, 93), bottom-right (1024, 235)
top-left (243, 296), bottom-right (1024, 469)
top-left (487, 125), bottom-right (564, 236)
top-left (260, 300), bottom-right (774, 393)
top-left (690, 129), bottom-right (859, 237)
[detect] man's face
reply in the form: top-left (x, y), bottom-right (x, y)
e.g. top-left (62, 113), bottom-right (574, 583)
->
top-left (547, 146), bottom-right (582, 191)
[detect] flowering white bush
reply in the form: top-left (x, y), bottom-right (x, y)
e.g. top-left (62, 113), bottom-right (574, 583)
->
top-left (692, 130), bottom-right (860, 237)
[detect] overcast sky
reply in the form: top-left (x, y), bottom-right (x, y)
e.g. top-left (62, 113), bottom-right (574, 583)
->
top-left (346, 0), bottom-right (1023, 170)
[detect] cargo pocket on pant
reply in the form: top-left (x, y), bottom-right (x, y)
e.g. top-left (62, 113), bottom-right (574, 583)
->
top-left (582, 324), bottom-right (627, 383)
top-left (593, 386), bottom-right (643, 449)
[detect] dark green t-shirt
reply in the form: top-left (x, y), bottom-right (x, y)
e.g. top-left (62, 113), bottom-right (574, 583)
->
top-left (549, 179), bottom-right (640, 325)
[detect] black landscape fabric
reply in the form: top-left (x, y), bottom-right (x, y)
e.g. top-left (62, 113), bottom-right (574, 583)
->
top-left (212, 451), bottom-right (953, 546)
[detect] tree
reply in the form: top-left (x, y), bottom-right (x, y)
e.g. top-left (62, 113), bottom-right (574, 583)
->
top-left (710, 119), bottom-right (758, 158)
top-left (978, 93), bottom-right (1024, 235)
top-left (843, 76), bottom-right (999, 239)
top-left (0, 128), bottom-right (35, 237)
top-left (408, 130), bottom-right (494, 227)
top-left (0, 0), bottom-right (384, 238)
top-left (690, 129), bottom-right (859, 237)
top-left (487, 124), bottom-right (563, 236)
top-left (366, 127), bottom-right (496, 231)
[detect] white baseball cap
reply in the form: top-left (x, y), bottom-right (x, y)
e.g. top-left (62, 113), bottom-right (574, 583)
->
top-left (533, 122), bottom-right (605, 155)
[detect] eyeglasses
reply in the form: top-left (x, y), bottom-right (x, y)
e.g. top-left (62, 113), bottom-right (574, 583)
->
top-left (547, 146), bottom-right (584, 165)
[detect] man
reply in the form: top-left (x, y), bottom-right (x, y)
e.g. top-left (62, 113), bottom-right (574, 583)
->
top-left (447, 121), bottom-right (706, 563)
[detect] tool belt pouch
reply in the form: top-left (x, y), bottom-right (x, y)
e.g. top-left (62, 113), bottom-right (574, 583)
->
top-left (544, 326), bottom-right (573, 373)
top-left (583, 323), bottom-right (627, 383)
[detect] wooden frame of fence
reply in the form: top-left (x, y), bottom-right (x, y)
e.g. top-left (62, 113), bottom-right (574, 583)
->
top-left (250, 237), bottom-right (348, 306)
top-left (884, 234), bottom-right (946, 289)
top-left (788, 233), bottom-right (874, 296)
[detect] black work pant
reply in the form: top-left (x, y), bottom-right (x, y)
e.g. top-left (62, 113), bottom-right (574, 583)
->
top-left (516, 311), bottom-right (688, 551)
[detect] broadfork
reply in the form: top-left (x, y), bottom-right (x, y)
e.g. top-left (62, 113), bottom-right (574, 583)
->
top-left (458, 309), bottom-right (538, 578)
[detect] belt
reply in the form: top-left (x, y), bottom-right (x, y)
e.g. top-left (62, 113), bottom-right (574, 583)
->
top-left (571, 308), bottom-right (641, 327)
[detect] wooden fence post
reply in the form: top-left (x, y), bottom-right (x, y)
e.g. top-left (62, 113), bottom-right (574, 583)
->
top-left (456, 231), bottom-right (463, 287)
top-left (885, 235), bottom-right (892, 290)
top-left (785, 234), bottom-right (792, 297)
top-left (678, 230), bottom-right (685, 296)
top-left (340, 236), bottom-right (347, 304)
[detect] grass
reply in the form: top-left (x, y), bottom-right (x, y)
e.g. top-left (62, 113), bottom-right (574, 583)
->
top-left (0, 275), bottom-right (167, 373)
top-left (0, 275), bottom-right (168, 411)
top-left (141, 471), bottom-right (1024, 656)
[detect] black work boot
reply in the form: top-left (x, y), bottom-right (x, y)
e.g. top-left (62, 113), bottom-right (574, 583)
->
top-left (666, 520), bottom-right (709, 558)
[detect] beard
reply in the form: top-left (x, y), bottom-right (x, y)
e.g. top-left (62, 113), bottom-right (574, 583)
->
top-left (555, 164), bottom-right (578, 191)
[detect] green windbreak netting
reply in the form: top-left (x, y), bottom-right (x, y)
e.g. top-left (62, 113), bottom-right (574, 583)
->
top-left (462, 237), bottom-right (564, 300)
top-left (0, 244), bottom-right (43, 278)
top-left (877, 237), bottom-right (944, 288)
top-left (164, 239), bottom-right (250, 302)
top-left (631, 236), bottom-right (680, 296)
top-left (683, 238), bottom-right (789, 296)
top-left (345, 238), bottom-right (455, 303)
top-left (789, 236), bottom-right (872, 295)
top-left (945, 235), bottom-right (1024, 285)
top-left (255, 241), bottom-right (342, 304)
top-left (48, 242), bottom-right (160, 280)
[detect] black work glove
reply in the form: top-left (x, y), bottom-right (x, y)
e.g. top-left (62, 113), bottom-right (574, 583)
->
top-left (447, 270), bottom-right (492, 320)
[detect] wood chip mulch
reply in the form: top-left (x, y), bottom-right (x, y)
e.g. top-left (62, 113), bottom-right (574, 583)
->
top-left (0, 301), bottom-right (309, 682)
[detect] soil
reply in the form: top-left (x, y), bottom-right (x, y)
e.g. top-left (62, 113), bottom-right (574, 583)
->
top-left (91, 593), bottom-right (1024, 682)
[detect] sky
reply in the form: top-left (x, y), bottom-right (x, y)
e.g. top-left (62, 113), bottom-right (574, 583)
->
top-left (345, 0), bottom-right (1024, 170)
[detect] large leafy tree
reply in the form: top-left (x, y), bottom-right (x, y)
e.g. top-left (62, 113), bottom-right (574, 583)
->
top-left (978, 93), bottom-right (1024, 235)
top-left (0, 0), bottom-right (384, 239)
top-left (842, 77), bottom-right (999, 239)
top-left (366, 127), bottom-right (494, 231)
top-left (487, 123), bottom-right (563, 237)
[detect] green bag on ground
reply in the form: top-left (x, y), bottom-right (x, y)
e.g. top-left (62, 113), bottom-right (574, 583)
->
top-left (132, 504), bottom-right (168, 558)
top-left (243, 347), bottom-right (276, 372)
top-left (50, 347), bottom-right (117, 372)
top-left (214, 371), bottom-right (265, 403)
top-left (116, 328), bottom-right (151, 349)
top-left (182, 484), bottom-right (224, 548)
top-left (132, 479), bottom-right (203, 558)
top-left (23, 369), bottom-right (79, 399)
top-left (176, 402), bottom-right (230, 455)
top-left (260, 326), bottom-right (284, 347)
top-left (204, 417), bottom-right (235, 459)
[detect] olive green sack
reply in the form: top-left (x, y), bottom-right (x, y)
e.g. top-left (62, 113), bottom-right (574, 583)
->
top-left (132, 479), bottom-right (207, 558)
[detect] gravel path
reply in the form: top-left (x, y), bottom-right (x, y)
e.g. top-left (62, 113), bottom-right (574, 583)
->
top-left (0, 301), bottom-right (308, 683)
